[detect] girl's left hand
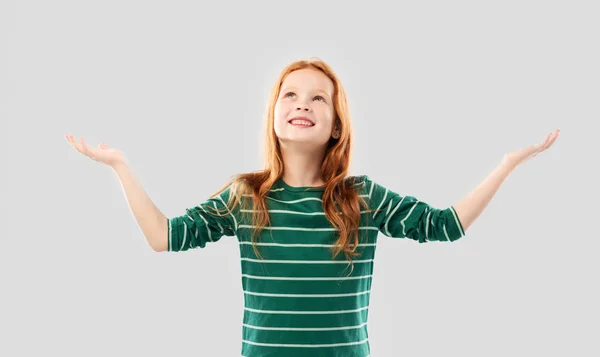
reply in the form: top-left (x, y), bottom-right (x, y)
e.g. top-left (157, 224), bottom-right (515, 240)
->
top-left (502, 129), bottom-right (561, 168)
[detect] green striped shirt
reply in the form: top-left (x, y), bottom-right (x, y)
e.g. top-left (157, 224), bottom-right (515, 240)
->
top-left (167, 175), bottom-right (466, 357)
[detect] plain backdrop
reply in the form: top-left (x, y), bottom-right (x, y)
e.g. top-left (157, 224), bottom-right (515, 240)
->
top-left (1, 0), bottom-right (598, 356)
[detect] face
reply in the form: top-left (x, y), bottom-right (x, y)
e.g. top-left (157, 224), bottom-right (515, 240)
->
top-left (273, 68), bottom-right (338, 151)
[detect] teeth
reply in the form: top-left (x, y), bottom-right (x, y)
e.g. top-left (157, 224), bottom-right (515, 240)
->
top-left (290, 120), bottom-right (314, 126)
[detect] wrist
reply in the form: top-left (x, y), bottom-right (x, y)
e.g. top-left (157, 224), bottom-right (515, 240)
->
top-left (111, 162), bottom-right (129, 173)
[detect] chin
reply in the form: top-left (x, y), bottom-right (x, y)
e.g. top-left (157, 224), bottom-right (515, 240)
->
top-left (279, 136), bottom-right (330, 148)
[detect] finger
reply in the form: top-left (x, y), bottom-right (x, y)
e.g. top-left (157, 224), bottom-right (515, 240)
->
top-left (80, 136), bottom-right (99, 160)
top-left (541, 129), bottom-right (560, 152)
top-left (67, 134), bottom-right (83, 153)
top-left (534, 139), bottom-right (547, 154)
top-left (536, 131), bottom-right (554, 152)
top-left (534, 129), bottom-right (560, 157)
top-left (80, 136), bottom-right (90, 155)
top-left (65, 133), bottom-right (73, 147)
top-left (540, 132), bottom-right (552, 147)
top-left (546, 129), bottom-right (560, 149)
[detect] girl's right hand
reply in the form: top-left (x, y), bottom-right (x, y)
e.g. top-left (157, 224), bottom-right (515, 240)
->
top-left (65, 134), bottom-right (128, 168)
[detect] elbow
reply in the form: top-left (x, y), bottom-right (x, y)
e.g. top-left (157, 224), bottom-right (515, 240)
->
top-left (150, 243), bottom-right (167, 252)
top-left (148, 227), bottom-right (169, 252)
top-left (150, 235), bottom-right (168, 252)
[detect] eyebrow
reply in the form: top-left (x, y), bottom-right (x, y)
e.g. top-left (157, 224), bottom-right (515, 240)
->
top-left (281, 86), bottom-right (331, 98)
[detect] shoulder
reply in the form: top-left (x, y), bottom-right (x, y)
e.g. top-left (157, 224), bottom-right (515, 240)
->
top-left (344, 174), bottom-right (368, 186)
top-left (344, 174), bottom-right (373, 193)
top-left (346, 174), bottom-right (394, 200)
top-left (345, 174), bottom-right (370, 183)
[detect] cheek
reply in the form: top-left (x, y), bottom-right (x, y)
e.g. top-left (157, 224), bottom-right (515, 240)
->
top-left (317, 107), bottom-right (334, 124)
top-left (273, 104), bottom-right (288, 134)
top-left (274, 103), bottom-right (289, 123)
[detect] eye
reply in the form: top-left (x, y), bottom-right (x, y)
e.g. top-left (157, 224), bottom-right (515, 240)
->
top-left (283, 92), bottom-right (326, 102)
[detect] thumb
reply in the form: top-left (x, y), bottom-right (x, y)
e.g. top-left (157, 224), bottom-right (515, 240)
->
top-left (98, 142), bottom-right (109, 150)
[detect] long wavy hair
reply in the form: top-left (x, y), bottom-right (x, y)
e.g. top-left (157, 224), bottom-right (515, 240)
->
top-left (207, 57), bottom-right (372, 263)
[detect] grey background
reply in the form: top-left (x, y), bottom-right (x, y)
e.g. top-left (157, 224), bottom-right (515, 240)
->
top-left (2, 0), bottom-right (598, 356)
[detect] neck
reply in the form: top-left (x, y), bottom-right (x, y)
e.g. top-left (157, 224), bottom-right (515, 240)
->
top-left (279, 143), bottom-right (326, 187)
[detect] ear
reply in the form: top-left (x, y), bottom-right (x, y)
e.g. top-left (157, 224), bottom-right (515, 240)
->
top-left (332, 127), bottom-right (341, 139)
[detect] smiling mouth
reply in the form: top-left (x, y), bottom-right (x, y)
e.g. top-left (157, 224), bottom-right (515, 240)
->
top-left (289, 122), bottom-right (314, 128)
top-left (288, 118), bottom-right (315, 127)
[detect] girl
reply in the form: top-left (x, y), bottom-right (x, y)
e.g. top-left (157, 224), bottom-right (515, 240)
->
top-left (65, 58), bottom-right (560, 357)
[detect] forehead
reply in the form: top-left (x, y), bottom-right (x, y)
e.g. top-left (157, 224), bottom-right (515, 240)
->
top-left (281, 68), bottom-right (334, 94)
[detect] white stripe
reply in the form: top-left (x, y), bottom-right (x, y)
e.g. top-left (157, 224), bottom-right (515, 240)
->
top-left (383, 196), bottom-right (405, 237)
top-left (217, 195), bottom-right (238, 231)
top-left (237, 225), bottom-right (378, 232)
top-left (385, 199), bottom-right (393, 217)
top-left (246, 350), bottom-right (368, 356)
top-left (239, 209), bottom-right (370, 215)
top-left (243, 322), bottom-right (367, 331)
top-left (191, 209), bottom-right (213, 242)
top-left (450, 206), bottom-right (465, 236)
top-left (216, 221), bottom-right (224, 233)
top-left (181, 221), bottom-right (188, 250)
top-left (205, 202), bottom-right (225, 233)
top-left (372, 188), bottom-right (388, 219)
top-left (244, 306), bottom-right (369, 315)
top-left (368, 180), bottom-right (375, 199)
top-left (244, 290), bottom-right (371, 298)
top-left (244, 352), bottom-right (369, 356)
top-left (184, 214), bottom-right (201, 243)
top-left (243, 195), bottom-right (322, 204)
top-left (243, 194), bottom-right (369, 205)
top-left (241, 257), bottom-right (373, 264)
top-left (400, 200), bottom-right (419, 236)
top-left (168, 219), bottom-right (172, 251)
top-left (242, 338), bottom-right (368, 348)
top-left (241, 274), bottom-right (373, 281)
top-left (238, 242), bottom-right (376, 248)
top-left (425, 210), bottom-right (431, 241)
top-left (443, 224), bottom-right (450, 241)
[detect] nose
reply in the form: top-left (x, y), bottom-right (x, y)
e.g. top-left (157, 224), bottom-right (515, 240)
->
top-left (295, 105), bottom-right (310, 112)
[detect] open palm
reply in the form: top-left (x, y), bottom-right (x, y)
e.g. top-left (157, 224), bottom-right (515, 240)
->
top-left (65, 134), bottom-right (127, 167)
top-left (502, 129), bottom-right (560, 168)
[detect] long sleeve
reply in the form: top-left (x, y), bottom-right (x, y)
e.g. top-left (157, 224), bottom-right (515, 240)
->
top-left (364, 176), bottom-right (466, 243)
top-left (167, 185), bottom-right (238, 252)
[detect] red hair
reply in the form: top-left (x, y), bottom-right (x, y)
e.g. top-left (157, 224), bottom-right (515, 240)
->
top-left (209, 57), bottom-right (371, 262)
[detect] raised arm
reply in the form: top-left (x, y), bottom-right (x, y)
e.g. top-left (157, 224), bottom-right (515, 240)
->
top-left (111, 163), bottom-right (169, 252)
top-left (453, 129), bottom-right (560, 232)
top-left (66, 134), bottom-right (168, 252)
